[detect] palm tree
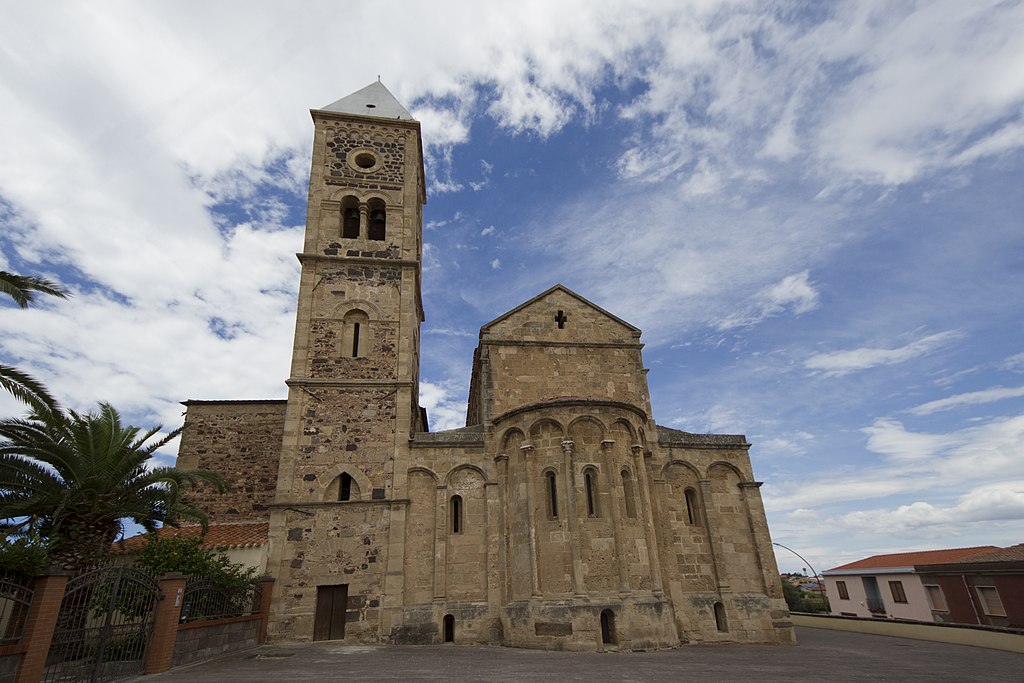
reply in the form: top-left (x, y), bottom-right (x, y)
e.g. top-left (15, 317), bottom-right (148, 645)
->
top-left (0, 402), bottom-right (225, 569)
top-left (1, 270), bottom-right (69, 415)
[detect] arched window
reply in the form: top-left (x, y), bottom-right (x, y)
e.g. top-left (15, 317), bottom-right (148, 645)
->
top-left (339, 472), bottom-right (354, 501)
top-left (367, 198), bottom-right (386, 241)
top-left (443, 614), bottom-right (455, 643)
top-left (342, 309), bottom-right (369, 358)
top-left (621, 470), bottom-right (637, 519)
top-left (545, 470), bottom-right (558, 519)
top-left (341, 196), bottom-right (360, 238)
top-left (450, 495), bottom-right (463, 534)
top-left (600, 609), bottom-right (616, 645)
top-left (684, 488), bottom-right (700, 525)
top-left (714, 602), bottom-right (728, 632)
top-left (332, 471), bottom-right (359, 502)
top-left (584, 468), bottom-right (598, 517)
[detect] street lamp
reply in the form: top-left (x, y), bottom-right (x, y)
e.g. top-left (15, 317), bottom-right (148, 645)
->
top-left (773, 542), bottom-right (826, 606)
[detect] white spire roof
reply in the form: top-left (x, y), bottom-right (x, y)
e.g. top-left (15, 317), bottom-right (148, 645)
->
top-left (321, 81), bottom-right (414, 120)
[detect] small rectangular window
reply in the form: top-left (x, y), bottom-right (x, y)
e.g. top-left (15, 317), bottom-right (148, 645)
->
top-left (976, 586), bottom-right (1006, 616)
top-left (925, 585), bottom-right (947, 611)
top-left (889, 580), bottom-right (908, 604)
top-left (836, 581), bottom-right (849, 600)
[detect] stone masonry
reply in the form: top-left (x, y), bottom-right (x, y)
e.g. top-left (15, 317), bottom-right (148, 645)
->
top-left (178, 81), bottom-right (795, 651)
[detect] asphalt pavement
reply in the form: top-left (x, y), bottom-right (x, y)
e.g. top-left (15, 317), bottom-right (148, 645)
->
top-left (127, 626), bottom-right (1023, 682)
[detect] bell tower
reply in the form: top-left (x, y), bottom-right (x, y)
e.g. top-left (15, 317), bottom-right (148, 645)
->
top-left (266, 81), bottom-right (426, 641)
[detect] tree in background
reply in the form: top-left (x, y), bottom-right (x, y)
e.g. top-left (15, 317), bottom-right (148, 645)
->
top-left (781, 578), bottom-right (830, 613)
top-left (0, 402), bottom-right (225, 569)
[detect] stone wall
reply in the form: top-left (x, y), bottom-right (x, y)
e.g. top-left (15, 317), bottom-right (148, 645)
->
top-left (172, 617), bottom-right (262, 667)
top-left (176, 400), bottom-right (286, 521)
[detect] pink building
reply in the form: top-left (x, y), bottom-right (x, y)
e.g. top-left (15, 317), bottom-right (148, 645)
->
top-left (823, 547), bottom-right (997, 621)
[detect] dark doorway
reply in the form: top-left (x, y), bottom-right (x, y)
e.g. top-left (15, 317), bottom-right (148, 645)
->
top-left (600, 609), bottom-right (616, 645)
top-left (443, 614), bottom-right (455, 643)
top-left (314, 584), bottom-right (348, 641)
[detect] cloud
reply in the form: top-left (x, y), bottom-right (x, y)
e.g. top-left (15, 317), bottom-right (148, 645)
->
top-left (841, 481), bottom-right (1024, 535)
top-left (419, 379), bottom-right (468, 431)
top-left (909, 385), bottom-right (1024, 416)
top-left (480, 225), bottom-right (496, 237)
top-left (490, 258), bottom-right (501, 270)
top-left (804, 331), bottom-right (961, 376)
top-left (716, 271), bottom-right (819, 330)
top-left (1005, 352), bottom-right (1024, 372)
top-left (767, 413), bottom-right (1024, 512)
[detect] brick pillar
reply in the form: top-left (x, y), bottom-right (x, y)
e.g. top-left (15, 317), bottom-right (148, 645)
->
top-left (15, 571), bottom-right (70, 683)
top-left (143, 573), bottom-right (187, 675)
top-left (256, 577), bottom-right (275, 643)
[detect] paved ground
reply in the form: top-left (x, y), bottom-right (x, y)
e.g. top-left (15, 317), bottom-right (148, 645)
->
top-left (130, 627), bottom-right (1023, 682)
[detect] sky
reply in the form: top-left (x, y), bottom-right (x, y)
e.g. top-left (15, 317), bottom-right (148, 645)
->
top-left (1, 0), bottom-right (1023, 575)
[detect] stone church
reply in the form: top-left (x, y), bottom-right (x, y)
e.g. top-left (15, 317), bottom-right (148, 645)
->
top-left (175, 81), bottom-right (795, 650)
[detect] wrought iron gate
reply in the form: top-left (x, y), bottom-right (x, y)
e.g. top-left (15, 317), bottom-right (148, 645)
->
top-left (44, 566), bottom-right (161, 683)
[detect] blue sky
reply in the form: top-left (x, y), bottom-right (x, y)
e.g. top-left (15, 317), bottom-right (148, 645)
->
top-left (1, 1), bottom-right (1023, 574)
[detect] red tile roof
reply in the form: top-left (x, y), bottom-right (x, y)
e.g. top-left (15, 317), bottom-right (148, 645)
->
top-left (827, 546), bottom-right (999, 572)
top-left (920, 543), bottom-right (1024, 565)
top-left (114, 522), bottom-right (269, 554)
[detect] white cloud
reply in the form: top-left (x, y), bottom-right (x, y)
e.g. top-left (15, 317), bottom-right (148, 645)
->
top-left (490, 258), bottom-right (501, 270)
top-left (419, 379), bottom-right (468, 431)
top-left (480, 225), bottom-right (496, 236)
top-left (1005, 352), bottom-right (1024, 372)
top-left (909, 385), bottom-right (1024, 416)
top-left (717, 271), bottom-right (819, 330)
top-left (841, 481), bottom-right (1024, 535)
top-left (804, 331), bottom-right (961, 376)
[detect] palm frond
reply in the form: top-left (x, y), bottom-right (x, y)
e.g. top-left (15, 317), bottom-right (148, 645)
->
top-left (0, 364), bottom-right (61, 415)
top-left (0, 270), bottom-right (70, 308)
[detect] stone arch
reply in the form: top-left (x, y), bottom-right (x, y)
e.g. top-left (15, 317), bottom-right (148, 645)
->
top-left (443, 463), bottom-right (489, 487)
top-left (503, 428), bottom-right (528, 448)
top-left (340, 194), bottom-right (360, 238)
top-left (661, 459), bottom-right (702, 481)
top-left (705, 460), bottom-right (745, 480)
top-left (528, 418), bottom-right (564, 440)
top-left (568, 415), bottom-right (605, 445)
top-left (407, 466), bottom-right (439, 484)
top-left (329, 299), bottom-right (383, 321)
top-left (321, 465), bottom-right (373, 502)
top-left (608, 418), bottom-right (636, 443)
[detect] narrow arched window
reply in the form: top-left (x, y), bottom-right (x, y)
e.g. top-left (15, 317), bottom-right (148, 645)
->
top-left (584, 468), bottom-right (598, 517)
top-left (684, 488), bottom-right (700, 525)
top-left (545, 471), bottom-right (558, 519)
top-left (342, 310), bottom-right (369, 358)
top-left (714, 602), bottom-right (728, 632)
top-left (342, 196), bottom-right (360, 238)
top-left (621, 470), bottom-right (637, 519)
top-left (600, 609), bottom-right (616, 645)
top-left (450, 495), bottom-right (463, 534)
top-left (368, 198), bottom-right (386, 241)
top-left (443, 614), bottom-right (455, 643)
top-left (334, 472), bottom-right (359, 502)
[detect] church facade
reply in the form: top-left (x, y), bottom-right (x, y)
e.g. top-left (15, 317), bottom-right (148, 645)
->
top-left (175, 82), bottom-right (795, 650)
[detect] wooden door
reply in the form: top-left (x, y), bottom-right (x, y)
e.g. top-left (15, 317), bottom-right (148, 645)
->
top-left (313, 584), bottom-right (348, 641)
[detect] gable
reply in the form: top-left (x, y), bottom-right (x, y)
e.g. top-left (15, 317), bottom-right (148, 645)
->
top-left (481, 285), bottom-right (641, 345)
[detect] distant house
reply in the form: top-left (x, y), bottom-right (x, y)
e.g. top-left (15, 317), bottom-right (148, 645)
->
top-left (822, 546), bottom-right (998, 621)
top-left (115, 521), bottom-right (269, 574)
top-left (915, 544), bottom-right (1024, 629)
